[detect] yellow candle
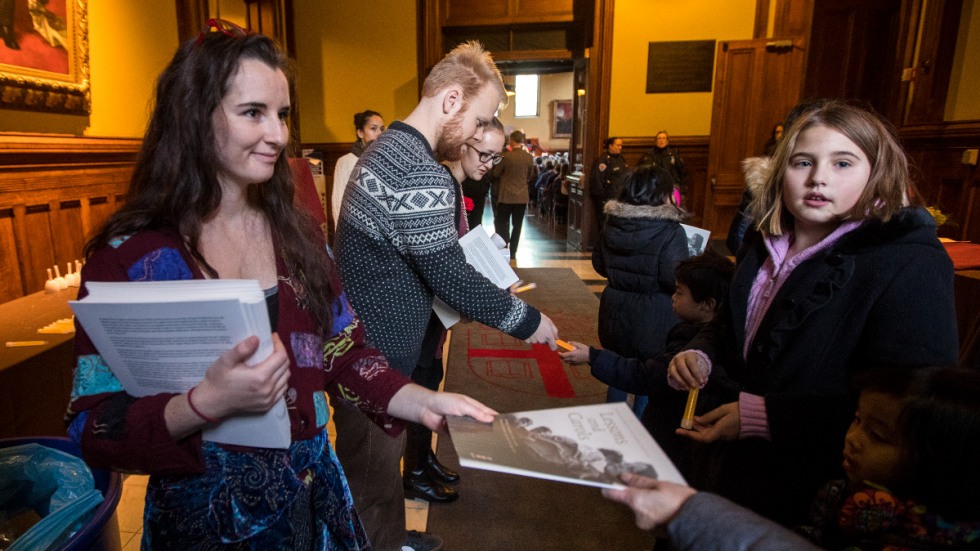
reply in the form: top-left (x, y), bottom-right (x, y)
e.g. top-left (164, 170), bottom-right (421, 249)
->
top-left (680, 387), bottom-right (699, 430)
top-left (5, 341), bottom-right (47, 347)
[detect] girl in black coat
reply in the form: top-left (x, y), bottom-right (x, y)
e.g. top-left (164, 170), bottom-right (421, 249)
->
top-left (668, 100), bottom-right (959, 526)
top-left (593, 165), bottom-right (689, 416)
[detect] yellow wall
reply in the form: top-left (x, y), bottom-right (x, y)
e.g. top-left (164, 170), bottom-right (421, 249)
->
top-left (608, 0), bottom-right (756, 137)
top-left (946, 0), bottom-right (980, 121)
top-left (0, 1), bottom-right (178, 137)
top-left (293, 0), bottom-right (417, 144)
top-left (498, 72), bottom-right (575, 152)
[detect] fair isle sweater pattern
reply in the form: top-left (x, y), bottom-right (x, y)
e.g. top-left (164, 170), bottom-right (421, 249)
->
top-left (335, 122), bottom-right (540, 362)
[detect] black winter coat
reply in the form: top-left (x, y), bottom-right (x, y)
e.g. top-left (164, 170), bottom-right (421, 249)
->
top-left (685, 206), bottom-right (959, 526)
top-left (593, 201), bottom-right (689, 360)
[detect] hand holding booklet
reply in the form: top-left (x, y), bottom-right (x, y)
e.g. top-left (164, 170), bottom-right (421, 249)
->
top-left (70, 279), bottom-right (290, 449)
top-left (447, 402), bottom-right (686, 490)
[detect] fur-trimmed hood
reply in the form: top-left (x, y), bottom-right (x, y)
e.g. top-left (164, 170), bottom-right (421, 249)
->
top-left (603, 201), bottom-right (688, 222)
top-left (741, 156), bottom-right (772, 198)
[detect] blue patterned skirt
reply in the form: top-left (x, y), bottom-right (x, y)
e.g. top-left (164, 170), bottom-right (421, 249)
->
top-left (141, 430), bottom-right (370, 550)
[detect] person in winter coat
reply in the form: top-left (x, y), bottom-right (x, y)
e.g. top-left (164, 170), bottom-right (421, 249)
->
top-left (593, 165), bottom-right (690, 417)
top-left (668, 99), bottom-right (959, 527)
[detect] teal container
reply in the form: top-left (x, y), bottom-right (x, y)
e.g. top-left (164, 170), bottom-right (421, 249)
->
top-left (0, 437), bottom-right (122, 551)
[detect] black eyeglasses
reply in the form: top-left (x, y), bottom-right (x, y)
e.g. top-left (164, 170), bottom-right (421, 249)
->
top-left (466, 143), bottom-right (504, 165)
top-left (195, 18), bottom-right (250, 46)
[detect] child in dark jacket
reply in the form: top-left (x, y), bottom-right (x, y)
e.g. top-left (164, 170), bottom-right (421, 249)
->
top-left (592, 165), bottom-right (690, 417)
top-left (560, 251), bottom-right (735, 488)
top-left (603, 366), bottom-right (980, 550)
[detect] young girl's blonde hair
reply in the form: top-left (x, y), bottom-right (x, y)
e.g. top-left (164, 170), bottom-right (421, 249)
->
top-left (750, 100), bottom-right (917, 236)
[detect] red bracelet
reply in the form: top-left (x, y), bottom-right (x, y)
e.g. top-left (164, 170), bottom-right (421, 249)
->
top-left (187, 386), bottom-right (220, 424)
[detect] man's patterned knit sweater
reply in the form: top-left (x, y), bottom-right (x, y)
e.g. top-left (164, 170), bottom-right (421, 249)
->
top-left (334, 121), bottom-right (541, 372)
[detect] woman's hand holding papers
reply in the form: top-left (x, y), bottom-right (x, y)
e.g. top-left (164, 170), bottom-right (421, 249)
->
top-left (165, 334), bottom-right (291, 438)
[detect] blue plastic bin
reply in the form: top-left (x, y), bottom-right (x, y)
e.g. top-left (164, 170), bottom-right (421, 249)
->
top-left (0, 437), bottom-right (122, 551)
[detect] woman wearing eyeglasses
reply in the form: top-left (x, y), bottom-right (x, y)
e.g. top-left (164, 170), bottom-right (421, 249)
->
top-left (460, 119), bottom-right (505, 230)
top-left (331, 110), bottom-right (385, 230)
top-left (66, 21), bottom-right (495, 549)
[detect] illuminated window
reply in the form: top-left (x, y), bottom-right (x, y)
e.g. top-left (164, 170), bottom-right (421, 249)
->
top-left (514, 74), bottom-right (539, 117)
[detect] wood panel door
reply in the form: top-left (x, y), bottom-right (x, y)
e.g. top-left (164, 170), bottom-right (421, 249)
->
top-left (703, 38), bottom-right (806, 239)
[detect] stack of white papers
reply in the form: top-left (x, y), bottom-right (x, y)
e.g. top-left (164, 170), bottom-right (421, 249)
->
top-left (70, 279), bottom-right (290, 449)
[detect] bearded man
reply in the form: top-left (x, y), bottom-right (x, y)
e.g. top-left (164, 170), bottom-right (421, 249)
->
top-left (333, 41), bottom-right (559, 551)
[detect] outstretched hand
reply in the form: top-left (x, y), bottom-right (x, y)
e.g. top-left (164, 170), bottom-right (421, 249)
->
top-left (418, 390), bottom-right (498, 432)
top-left (602, 473), bottom-right (697, 532)
top-left (526, 312), bottom-right (559, 350)
top-left (675, 401), bottom-right (740, 443)
top-left (388, 384), bottom-right (498, 433)
top-left (558, 340), bottom-right (590, 364)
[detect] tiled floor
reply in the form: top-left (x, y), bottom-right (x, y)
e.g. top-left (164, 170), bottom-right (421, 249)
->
top-left (111, 207), bottom-right (603, 545)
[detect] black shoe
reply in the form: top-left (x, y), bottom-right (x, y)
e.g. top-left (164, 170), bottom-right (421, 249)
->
top-left (403, 471), bottom-right (459, 503)
top-left (402, 530), bottom-right (444, 551)
top-left (425, 450), bottom-right (460, 485)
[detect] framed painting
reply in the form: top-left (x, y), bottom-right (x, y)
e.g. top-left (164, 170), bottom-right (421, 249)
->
top-left (0, 0), bottom-right (90, 114)
top-left (552, 99), bottom-right (572, 139)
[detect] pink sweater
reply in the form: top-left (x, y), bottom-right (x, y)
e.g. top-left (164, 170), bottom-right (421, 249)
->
top-left (675, 221), bottom-right (864, 439)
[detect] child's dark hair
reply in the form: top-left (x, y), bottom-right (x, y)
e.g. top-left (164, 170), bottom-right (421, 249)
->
top-left (674, 250), bottom-right (734, 309)
top-left (617, 164), bottom-right (678, 208)
top-left (856, 366), bottom-right (980, 520)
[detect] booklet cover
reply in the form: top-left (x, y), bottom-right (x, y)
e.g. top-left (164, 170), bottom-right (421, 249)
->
top-left (680, 224), bottom-right (711, 256)
top-left (70, 279), bottom-right (290, 449)
top-left (447, 402), bottom-right (686, 490)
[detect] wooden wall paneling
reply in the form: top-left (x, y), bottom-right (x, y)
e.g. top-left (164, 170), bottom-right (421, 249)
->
top-left (514, 0), bottom-right (575, 19)
top-left (51, 199), bottom-right (87, 271)
top-left (903, 121), bottom-right (980, 243)
top-left (804, 0), bottom-right (910, 124)
top-left (773, 0), bottom-right (813, 38)
top-left (0, 136), bottom-right (139, 303)
top-left (441, 0), bottom-right (572, 27)
top-left (17, 204), bottom-right (57, 295)
top-left (0, 210), bottom-right (23, 298)
top-left (442, 0), bottom-right (509, 26)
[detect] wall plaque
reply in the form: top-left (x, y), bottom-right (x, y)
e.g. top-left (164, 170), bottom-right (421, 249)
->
top-left (646, 40), bottom-right (715, 94)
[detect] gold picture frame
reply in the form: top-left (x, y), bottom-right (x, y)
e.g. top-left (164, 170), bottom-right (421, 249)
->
top-left (0, 0), bottom-right (90, 114)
